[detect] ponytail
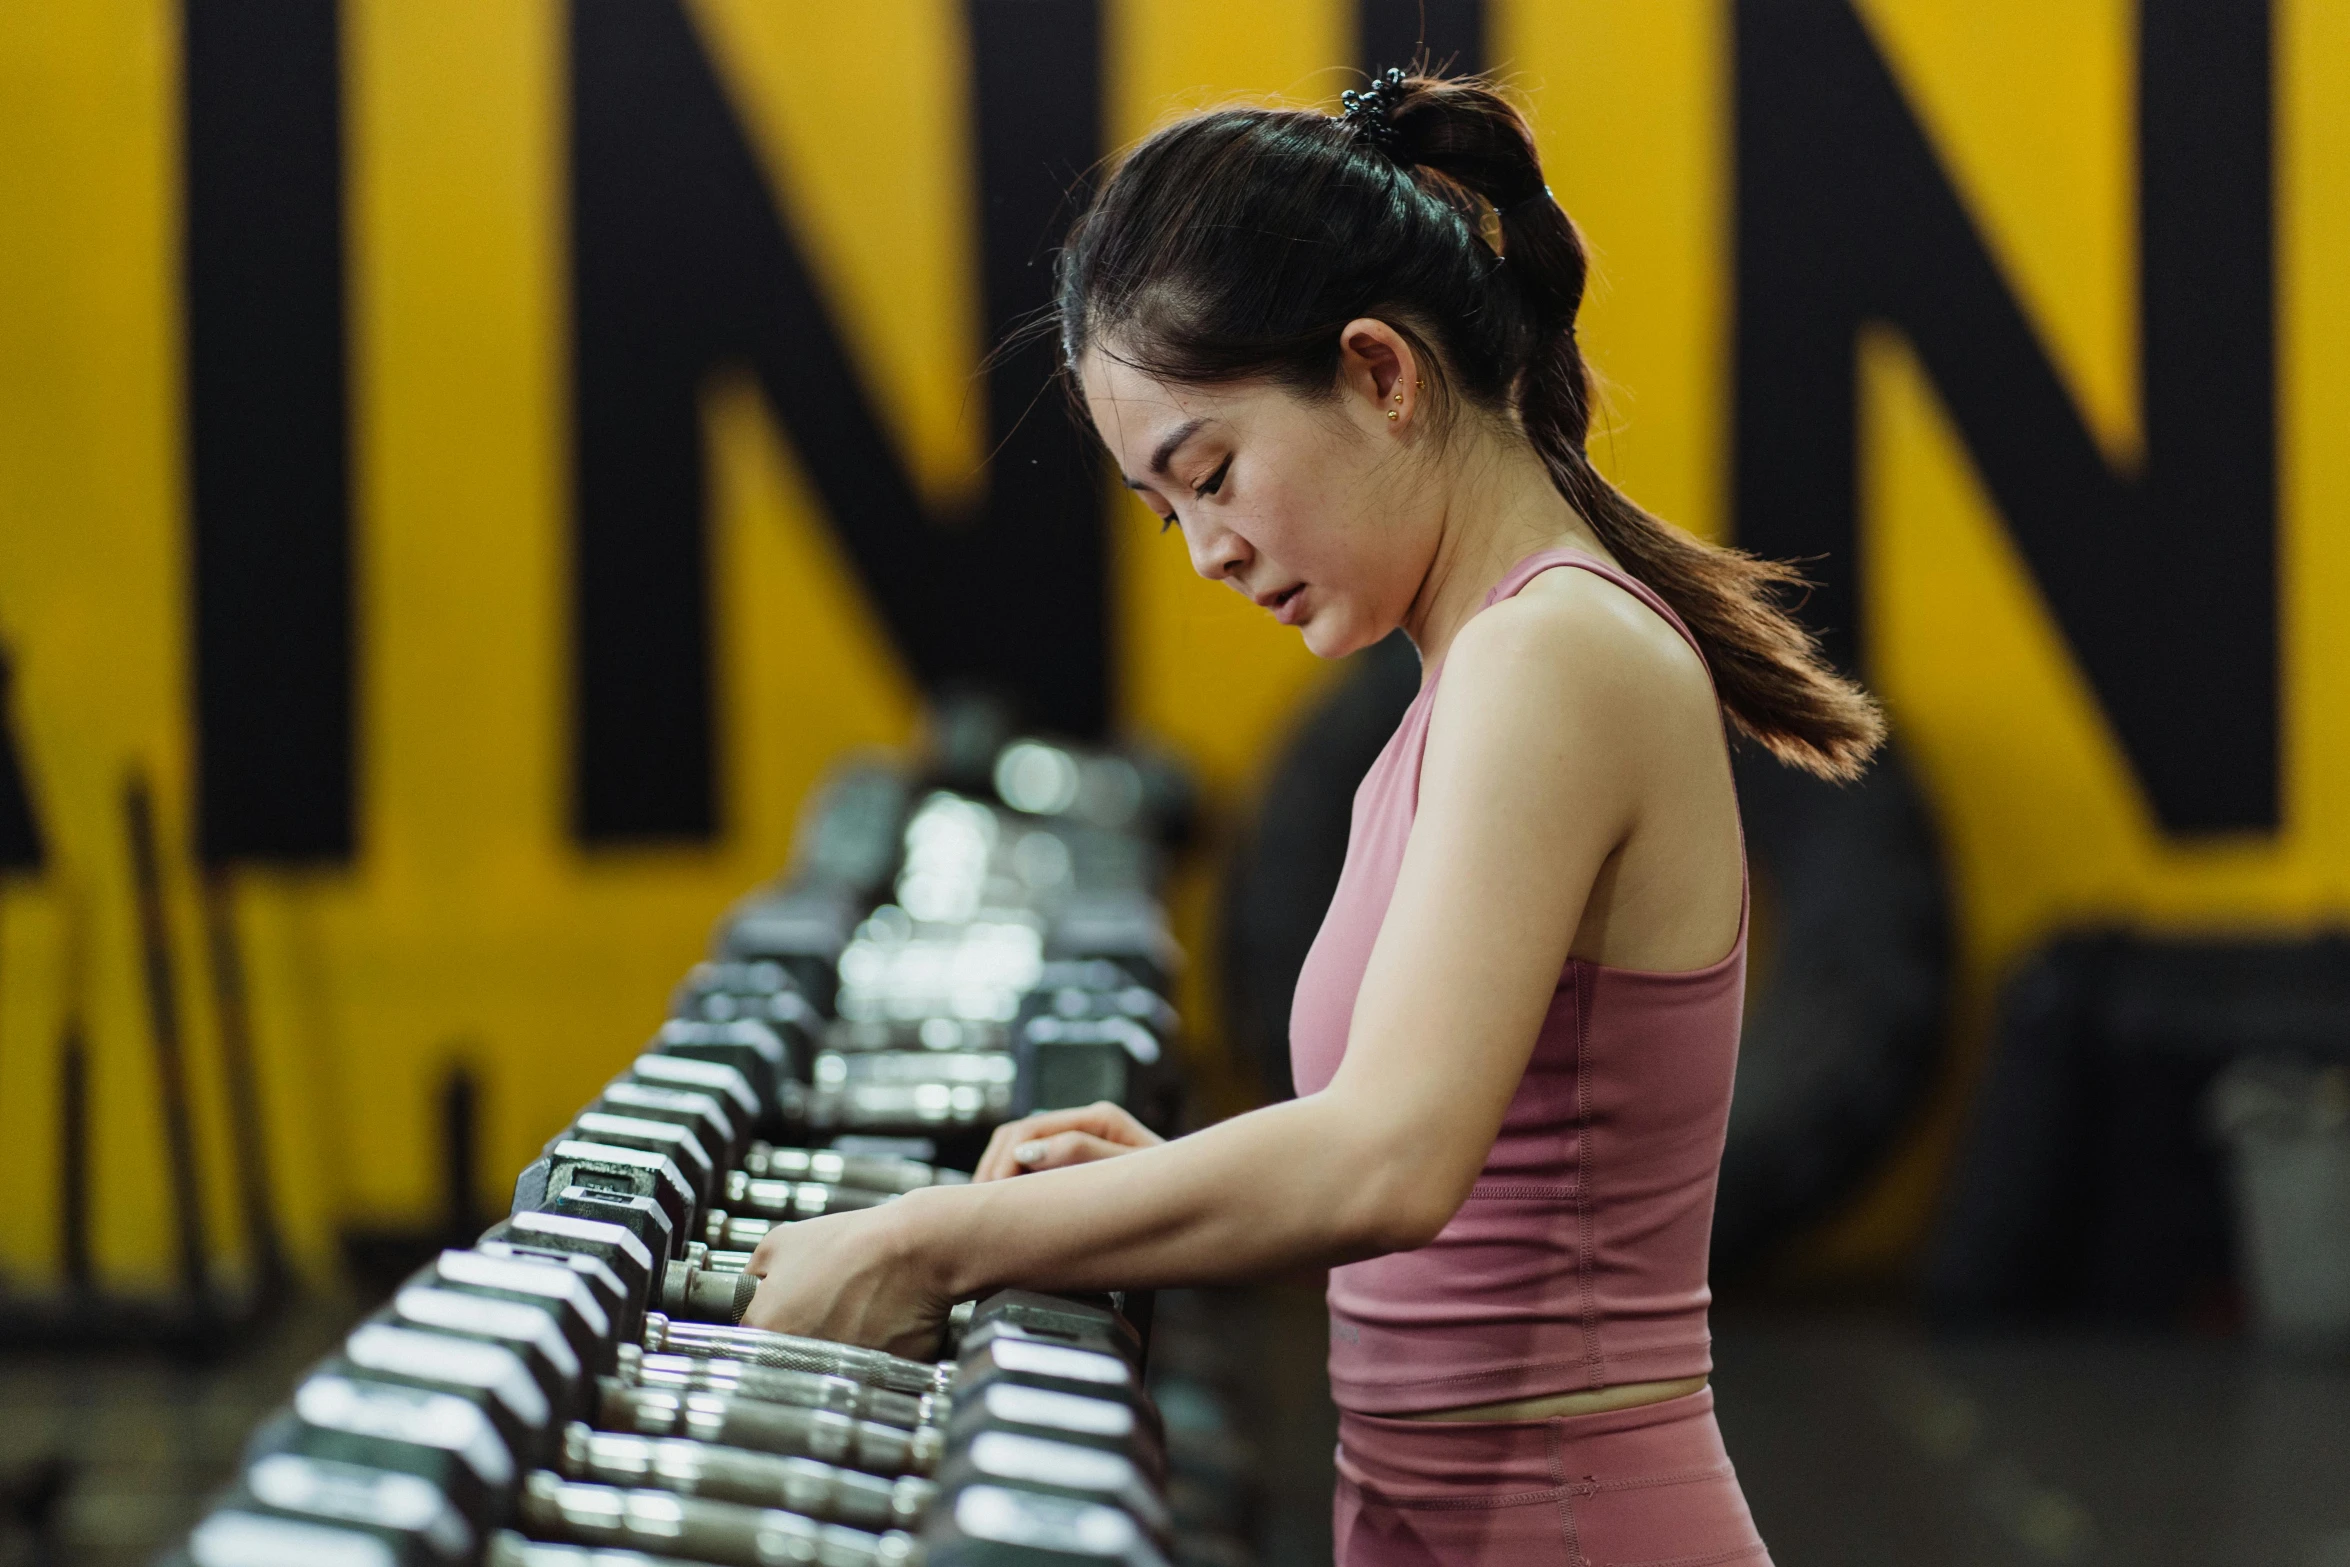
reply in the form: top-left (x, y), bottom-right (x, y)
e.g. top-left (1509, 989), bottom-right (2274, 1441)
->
top-left (1060, 73), bottom-right (1884, 780)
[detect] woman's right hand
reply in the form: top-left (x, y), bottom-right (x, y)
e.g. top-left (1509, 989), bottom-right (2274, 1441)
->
top-left (974, 1101), bottom-right (1164, 1181)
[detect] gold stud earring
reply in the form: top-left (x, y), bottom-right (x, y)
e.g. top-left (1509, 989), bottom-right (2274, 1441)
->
top-left (1393, 389), bottom-right (1404, 403)
top-left (1386, 409), bottom-right (1399, 421)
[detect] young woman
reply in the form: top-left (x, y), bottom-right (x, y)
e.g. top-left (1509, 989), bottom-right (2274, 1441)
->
top-left (743, 70), bottom-right (1880, 1565)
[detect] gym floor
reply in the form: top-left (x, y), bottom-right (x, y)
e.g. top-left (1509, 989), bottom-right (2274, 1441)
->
top-left (1, 1287), bottom-right (2343, 1567)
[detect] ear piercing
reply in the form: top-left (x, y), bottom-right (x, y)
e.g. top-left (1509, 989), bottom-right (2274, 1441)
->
top-left (1387, 380), bottom-right (1420, 421)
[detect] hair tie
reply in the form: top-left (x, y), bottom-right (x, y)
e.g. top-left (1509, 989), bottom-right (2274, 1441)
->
top-left (1338, 67), bottom-right (1408, 149)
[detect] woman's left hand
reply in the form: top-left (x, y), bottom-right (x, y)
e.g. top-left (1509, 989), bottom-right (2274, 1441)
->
top-left (739, 1199), bottom-right (953, 1359)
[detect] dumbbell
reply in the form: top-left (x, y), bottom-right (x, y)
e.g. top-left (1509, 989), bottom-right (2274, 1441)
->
top-left (306, 1322), bottom-right (559, 1480)
top-left (784, 760), bottom-right (914, 898)
top-left (719, 1168), bottom-right (898, 1222)
top-left (609, 1300), bottom-right (1155, 1461)
top-left (922, 1482), bottom-right (1171, 1567)
top-left (1011, 1016), bottom-right (1171, 1129)
top-left (960, 1292), bottom-right (1142, 1371)
top-left (714, 883), bottom-right (858, 1015)
top-left (656, 1250), bottom-right (761, 1325)
top-left (933, 1431), bottom-right (1171, 1549)
top-left (589, 1080), bottom-right (746, 1174)
top-left (738, 1142), bottom-right (967, 1193)
top-left (693, 1197), bottom-right (916, 1259)
top-left (415, 1248), bottom-right (620, 1377)
top-left (486, 1532), bottom-right (901, 1567)
top-left (956, 1333), bottom-right (1151, 1420)
top-left (703, 1212), bottom-right (792, 1252)
top-left (610, 1344), bottom-right (944, 1430)
top-left (170, 1504), bottom-right (461, 1567)
top-left (202, 1451), bottom-right (481, 1566)
top-left (621, 1053), bottom-right (762, 1146)
top-left (238, 1382), bottom-right (515, 1544)
top-left (672, 961), bottom-right (823, 1062)
top-left (561, 1113), bottom-right (717, 1213)
top-left (688, 1243), bottom-right (758, 1276)
top-left (478, 1211), bottom-right (657, 1340)
top-left (654, 1019), bottom-right (803, 1137)
top-left (943, 1379), bottom-right (1164, 1484)
top-left (370, 1283), bottom-right (593, 1426)
top-left (510, 1143), bottom-right (698, 1263)
top-left (556, 1422), bottom-right (938, 1531)
top-left (512, 1473), bottom-right (920, 1566)
top-left (807, 1050), bottom-right (1018, 1131)
top-left (1046, 891), bottom-right (1177, 1001)
top-left (1015, 972), bottom-right (1175, 1044)
top-left (1027, 959), bottom-right (1154, 999)
top-left (590, 1381), bottom-right (943, 1477)
top-left (640, 1314), bottom-right (956, 1401)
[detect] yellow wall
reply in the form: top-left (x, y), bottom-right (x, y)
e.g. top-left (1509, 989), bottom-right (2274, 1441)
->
top-left (1, 0), bottom-right (2345, 1288)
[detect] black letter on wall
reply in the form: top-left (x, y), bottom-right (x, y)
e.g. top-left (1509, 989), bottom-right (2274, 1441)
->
top-left (569, 0), bottom-right (1105, 843)
top-left (1735, 0), bottom-right (2275, 832)
top-left (184, 0), bottom-right (355, 862)
top-left (0, 650), bottom-right (41, 871)
top-left (1358, 0), bottom-right (1484, 74)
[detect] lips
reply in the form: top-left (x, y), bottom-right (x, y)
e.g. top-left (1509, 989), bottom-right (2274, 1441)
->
top-left (1265, 583), bottom-right (1306, 626)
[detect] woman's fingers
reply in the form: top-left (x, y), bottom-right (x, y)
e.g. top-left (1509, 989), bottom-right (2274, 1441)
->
top-left (974, 1102), bottom-right (1163, 1180)
top-left (974, 1122), bottom-right (1035, 1182)
top-left (1022, 1100), bottom-right (1158, 1149)
top-left (1006, 1130), bottom-right (1132, 1172)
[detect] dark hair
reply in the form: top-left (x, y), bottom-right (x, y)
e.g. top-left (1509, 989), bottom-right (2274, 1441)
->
top-left (1055, 74), bottom-right (1883, 780)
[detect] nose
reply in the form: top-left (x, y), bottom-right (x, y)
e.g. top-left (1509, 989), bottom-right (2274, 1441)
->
top-left (1183, 511), bottom-right (1250, 586)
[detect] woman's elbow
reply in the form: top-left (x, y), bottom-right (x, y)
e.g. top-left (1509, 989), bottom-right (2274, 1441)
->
top-left (1330, 1167), bottom-right (1464, 1256)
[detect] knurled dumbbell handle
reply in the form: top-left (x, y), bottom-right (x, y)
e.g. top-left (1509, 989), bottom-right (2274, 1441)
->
top-left (616, 1345), bottom-right (940, 1430)
top-left (740, 1144), bottom-right (966, 1194)
top-left (642, 1312), bottom-right (952, 1397)
top-left (560, 1423), bottom-right (937, 1529)
top-left (705, 1212), bottom-right (779, 1251)
top-left (597, 1381), bottom-right (943, 1476)
top-left (516, 1474), bottom-right (922, 1567)
top-left (723, 1171), bottom-right (898, 1220)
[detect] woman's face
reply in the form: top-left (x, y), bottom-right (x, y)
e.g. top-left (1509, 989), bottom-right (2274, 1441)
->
top-left (1078, 330), bottom-right (1436, 660)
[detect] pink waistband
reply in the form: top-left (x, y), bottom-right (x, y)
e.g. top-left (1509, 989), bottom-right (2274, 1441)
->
top-left (1335, 1388), bottom-right (1729, 1503)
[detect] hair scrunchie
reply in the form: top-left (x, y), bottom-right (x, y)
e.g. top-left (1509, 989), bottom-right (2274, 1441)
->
top-left (1337, 67), bottom-right (1408, 148)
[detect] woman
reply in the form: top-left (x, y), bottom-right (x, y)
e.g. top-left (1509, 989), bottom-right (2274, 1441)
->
top-left (744, 69), bottom-right (1880, 1564)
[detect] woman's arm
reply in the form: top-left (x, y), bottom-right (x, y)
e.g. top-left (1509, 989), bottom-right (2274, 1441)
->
top-left (743, 578), bottom-right (1696, 1350)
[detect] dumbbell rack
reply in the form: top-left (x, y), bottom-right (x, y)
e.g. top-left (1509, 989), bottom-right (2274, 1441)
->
top-left (167, 756), bottom-right (1191, 1567)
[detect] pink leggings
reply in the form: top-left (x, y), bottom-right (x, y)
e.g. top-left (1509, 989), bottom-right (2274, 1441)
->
top-left (1332, 1387), bottom-right (1772, 1567)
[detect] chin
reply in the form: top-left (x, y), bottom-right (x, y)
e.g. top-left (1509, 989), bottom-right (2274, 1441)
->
top-left (1300, 612), bottom-right (1376, 661)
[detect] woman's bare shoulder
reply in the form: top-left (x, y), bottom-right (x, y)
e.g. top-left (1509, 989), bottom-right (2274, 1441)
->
top-left (1442, 562), bottom-right (1712, 718)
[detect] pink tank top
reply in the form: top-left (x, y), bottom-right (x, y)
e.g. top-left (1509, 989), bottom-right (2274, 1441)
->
top-left (1289, 548), bottom-right (1747, 1415)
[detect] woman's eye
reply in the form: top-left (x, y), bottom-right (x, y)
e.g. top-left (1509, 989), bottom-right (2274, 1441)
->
top-left (1194, 457), bottom-right (1232, 498)
top-left (1157, 513), bottom-right (1178, 535)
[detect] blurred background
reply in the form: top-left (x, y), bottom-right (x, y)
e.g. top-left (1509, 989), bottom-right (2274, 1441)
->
top-left (3, 0), bottom-right (2349, 1561)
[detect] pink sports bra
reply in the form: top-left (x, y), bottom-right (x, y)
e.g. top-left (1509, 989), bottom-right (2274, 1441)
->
top-left (1288, 548), bottom-right (1747, 1415)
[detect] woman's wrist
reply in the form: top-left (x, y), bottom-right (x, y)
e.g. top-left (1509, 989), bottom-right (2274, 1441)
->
top-left (887, 1182), bottom-right (994, 1304)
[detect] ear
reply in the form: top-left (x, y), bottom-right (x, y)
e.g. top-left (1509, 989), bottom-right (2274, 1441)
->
top-left (1336, 318), bottom-right (1424, 431)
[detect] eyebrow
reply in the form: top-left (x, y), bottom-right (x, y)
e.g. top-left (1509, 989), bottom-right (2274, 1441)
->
top-left (1122, 417), bottom-right (1209, 490)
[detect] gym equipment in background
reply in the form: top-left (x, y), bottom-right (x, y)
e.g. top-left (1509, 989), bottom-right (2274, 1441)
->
top-left (165, 723), bottom-right (1247, 1567)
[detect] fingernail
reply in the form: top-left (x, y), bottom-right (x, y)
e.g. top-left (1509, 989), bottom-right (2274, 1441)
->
top-left (1015, 1141), bottom-right (1047, 1163)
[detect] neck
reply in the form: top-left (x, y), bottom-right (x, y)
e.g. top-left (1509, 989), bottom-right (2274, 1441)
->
top-left (1399, 424), bottom-right (1611, 675)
